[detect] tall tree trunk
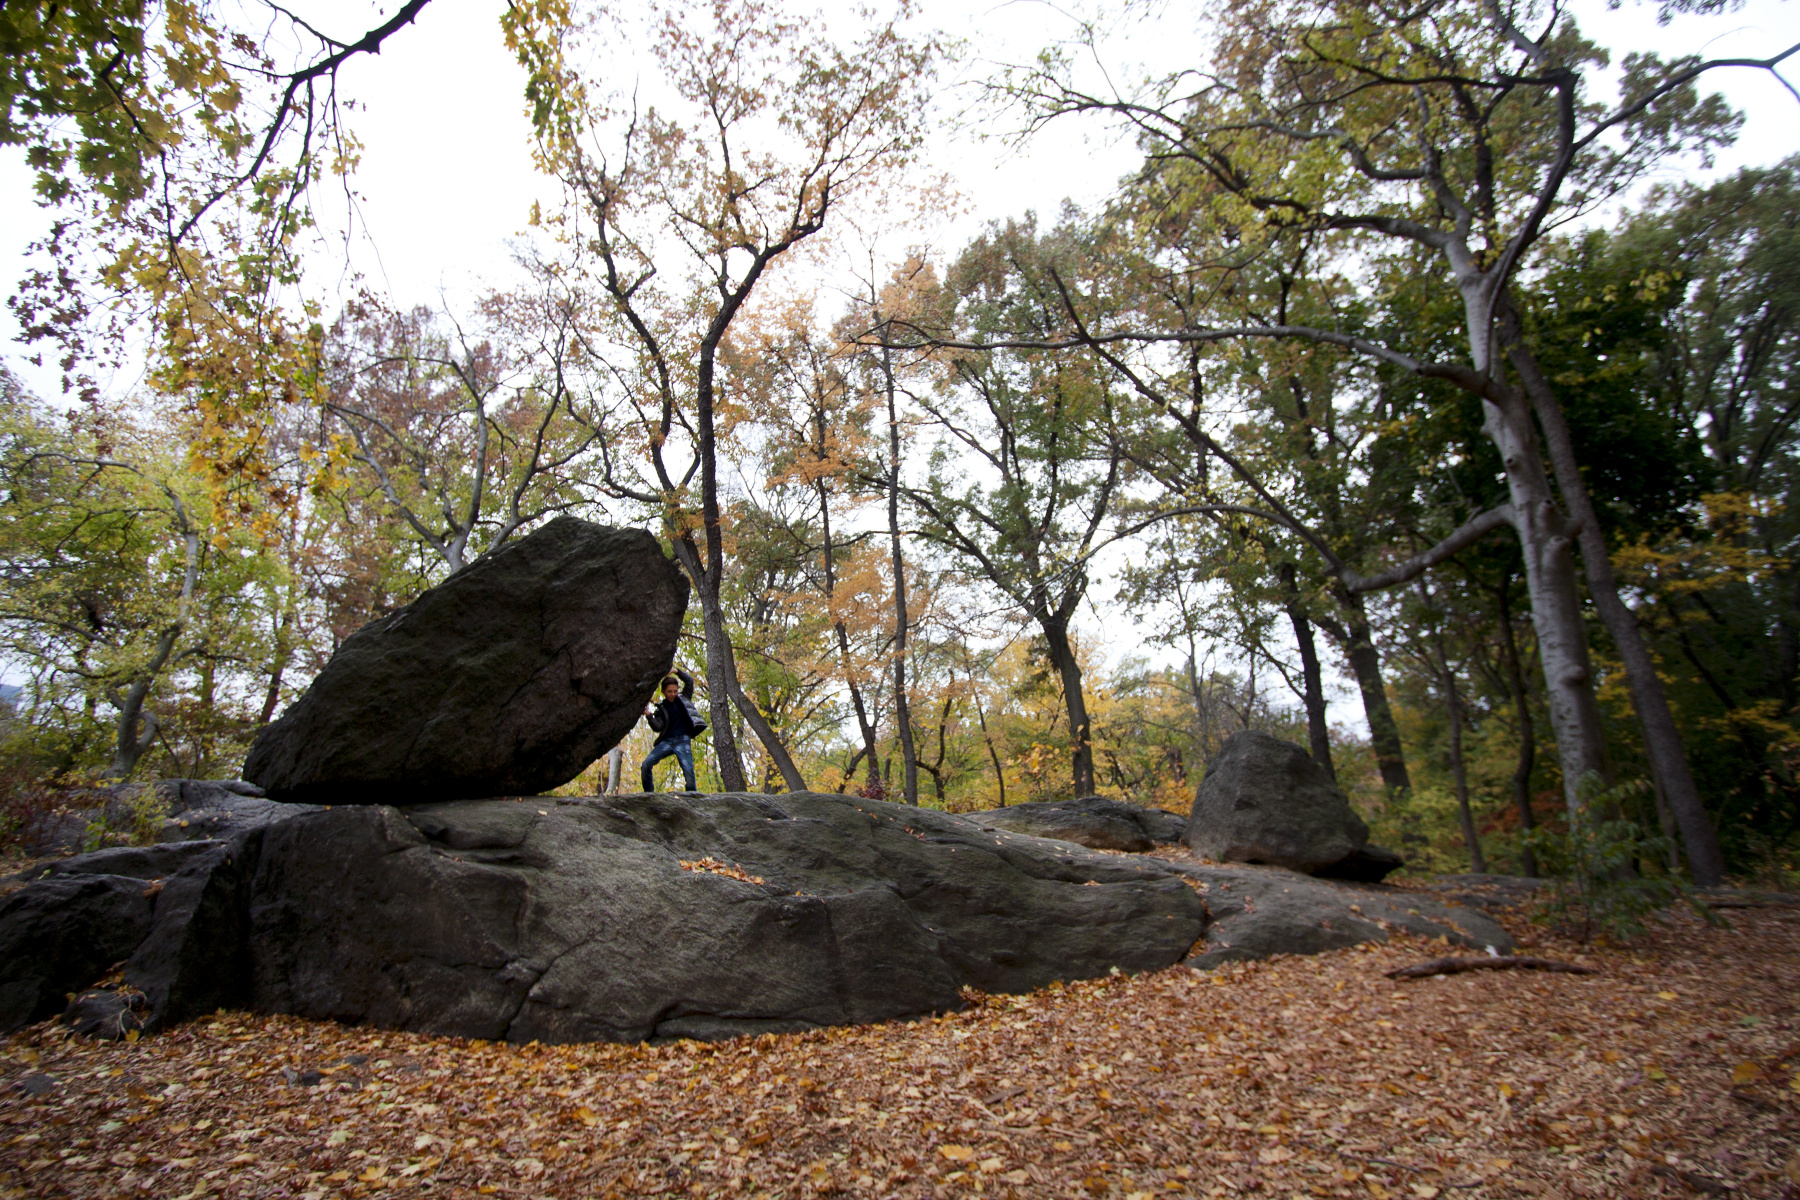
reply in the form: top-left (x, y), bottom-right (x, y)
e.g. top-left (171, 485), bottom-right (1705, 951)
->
top-left (727, 675), bottom-right (806, 792)
top-left (1039, 611), bottom-right (1096, 796)
top-left (1318, 595), bottom-right (1410, 796)
top-left (884, 342), bottom-right (919, 805)
top-left (694, 344), bottom-right (749, 792)
top-left (820, 481), bottom-right (881, 788)
top-left (975, 692), bottom-right (1007, 807)
top-left (694, 574), bottom-right (748, 792)
top-left (1495, 576), bottom-right (1540, 878)
top-left (1478, 385), bottom-right (1612, 817)
top-left (259, 602), bottom-right (296, 725)
top-left (109, 526), bottom-right (197, 780)
top-left (1279, 563), bottom-right (1335, 780)
top-left (108, 629), bottom-right (176, 779)
top-left (1505, 331), bottom-right (1728, 885)
top-left (1430, 626), bottom-right (1487, 874)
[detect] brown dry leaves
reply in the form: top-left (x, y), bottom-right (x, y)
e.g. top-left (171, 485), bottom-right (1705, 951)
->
top-left (2, 908), bottom-right (1798, 1200)
top-left (679, 859), bottom-right (767, 886)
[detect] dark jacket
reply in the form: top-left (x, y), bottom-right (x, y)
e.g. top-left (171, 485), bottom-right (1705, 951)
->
top-left (646, 669), bottom-right (707, 738)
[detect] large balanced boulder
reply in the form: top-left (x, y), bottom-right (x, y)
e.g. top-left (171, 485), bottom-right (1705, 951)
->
top-left (0, 792), bottom-right (1207, 1042)
top-left (244, 519), bottom-right (688, 804)
top-left (1186, 730), bottom-right (1393, 877)
top-left (966, 796), bottom-right (1187, 852)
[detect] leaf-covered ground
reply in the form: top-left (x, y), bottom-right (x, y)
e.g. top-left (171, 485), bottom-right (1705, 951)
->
top-left (3, 904), bottom-right (1798, 1200)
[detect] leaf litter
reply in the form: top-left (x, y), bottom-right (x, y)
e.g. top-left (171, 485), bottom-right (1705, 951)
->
top-left (2, 905), bottom-right (1797, 1199)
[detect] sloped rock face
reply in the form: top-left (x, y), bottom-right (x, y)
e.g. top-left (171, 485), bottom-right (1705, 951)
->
top-left (1165, 860), bottom-right (1514, 969)
top-left (244, 519), bottom-right (688, 804)
top-left (0, 875), bottom-right (159, 1032)
top-left (1185, 731), bottom-right (1382, 874)
top-left (966, 796), bottom-right (1186, 853)
top-left (16, 778), bottom-right (269, 856)
top-left (0, 792), bottom-right (1208, 1042)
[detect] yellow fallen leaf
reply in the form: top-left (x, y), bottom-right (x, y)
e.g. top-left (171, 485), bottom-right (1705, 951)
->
top-left (1498, 1082), bottom-right (1515, 1099)
top-left (573, 1106), bottom-right (599, 1127)
top-left (1256, 1124), bottom-right (1285, 1135)
top-left (939, 1145), bottom-right (975, 1162)
top-left (358, 1166), bottom-right (386, 1183)
top-left (1657, 991), bottom-right (1678, 1000)
top-left (979, 1158), bottom-right (1003, 1173)
top-left (1645, 1068), bottom-right (1667, 1080)
top-left (1412, 1187), bottom-right (1441, 1199)
top-left (1053, 1141), bottom-right (1074, 1152)
top-left (1790, 1074), bottom-right (1800, 1094)
top-left (124, 1030), bottom-right (139, 1044)
top-left (1731, 1062), bottom-right (1764, 1086)
top-left (325, 1171), bottom-right (350, 1183)
top-left (477, 1187), bottom-right (499, 1196)
top-left (1366, 1182), bottom-right (1391, 1200)
top-left (1003, 1170), bottom-right (1030, 1184)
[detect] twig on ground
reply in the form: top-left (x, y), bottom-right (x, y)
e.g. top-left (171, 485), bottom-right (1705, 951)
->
top-left (1650, 1164), bottom-right (1733, 1194)
top-left (1385, 956), bottom-right (1597, 979)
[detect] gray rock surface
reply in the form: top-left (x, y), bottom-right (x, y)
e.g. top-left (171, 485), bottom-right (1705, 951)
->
top-left (1165, 861), bottom-right (1516, 969)
top-left (0, 874), bottom-right (158, 1032)
top-left (1, 792), bottom-right (1206, 1042)
top-left (154, 796), bottom-right (323, 844)
top-left (244, 518), bottom-right (688, 804)
top-left (17, 778), bottom-right (272, 856)
top-left (965, 796), bottom-right (1187, 852)
top-left (1185, 731), bottom-right (1371, 872)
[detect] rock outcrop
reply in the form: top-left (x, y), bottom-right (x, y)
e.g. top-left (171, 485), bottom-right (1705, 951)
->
top-left (16, 778), bottom-right (270, 856)
top-left (1166, 860), bottom-right (1513, 968)
top-left (243, 519), bottom-right (689, 804)
top-left (965, 796), bottom-right (1186, 852)
top-left (1185, 731), bottom-right (1399, 880)
top-left (1, 792), bottom-right (1207, 1042)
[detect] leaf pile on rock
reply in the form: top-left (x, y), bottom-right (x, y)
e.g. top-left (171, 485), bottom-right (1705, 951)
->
top-left (3, 904), bottom-right (1796, 1199)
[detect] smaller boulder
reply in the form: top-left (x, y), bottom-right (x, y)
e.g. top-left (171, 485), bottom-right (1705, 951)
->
top-left (1185, 731), bottom-right (1369, 873)
top-left (966, 796), bottom-right (1186, 852)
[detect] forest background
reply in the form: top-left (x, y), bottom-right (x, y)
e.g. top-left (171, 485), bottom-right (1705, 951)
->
top-left (0, 0), bottom-right (1797, 887)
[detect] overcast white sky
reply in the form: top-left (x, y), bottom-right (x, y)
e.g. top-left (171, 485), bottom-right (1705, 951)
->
top-left (1, 0), bottom-right (1794, 727)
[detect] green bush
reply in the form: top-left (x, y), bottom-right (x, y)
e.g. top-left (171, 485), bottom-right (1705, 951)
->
top-left (1524, 773), bottom-right (1716, 942)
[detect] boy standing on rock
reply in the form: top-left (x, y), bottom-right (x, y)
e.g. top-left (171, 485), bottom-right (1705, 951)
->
top-left (641, 668), bottom-right (707, 792)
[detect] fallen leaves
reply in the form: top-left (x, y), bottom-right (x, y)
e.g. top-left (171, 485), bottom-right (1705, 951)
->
top-left (677, 856), bottom-right (766, 885)
top-left (0, 905), bottom-right (1796, 1198)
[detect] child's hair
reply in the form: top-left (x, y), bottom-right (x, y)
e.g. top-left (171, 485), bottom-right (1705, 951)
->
top-left (663, 676), bottom-right (680, 690)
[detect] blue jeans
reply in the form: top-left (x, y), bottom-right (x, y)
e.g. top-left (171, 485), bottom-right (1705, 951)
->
top-left (641, 736), bottom-right (696, 792)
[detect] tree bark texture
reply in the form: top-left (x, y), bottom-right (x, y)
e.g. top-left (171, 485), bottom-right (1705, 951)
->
top-left (1478, 385), bottom-right (1612, 817)
top-left (1040, 611), bottom-right (1096, 796)
top-left (1319, 596), bottom-right (1410, 797)
top-left (1506, 333), bottom-right (1728, 885)
top-left (1495, 577), bottom-right (1541, 877)
top-left (884, 343), bottom-right (919, 805)
top-left (1280, 563), bottom-right (1335, 781)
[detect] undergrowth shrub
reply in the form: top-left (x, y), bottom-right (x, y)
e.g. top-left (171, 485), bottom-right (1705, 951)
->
top-left (1525, 773), bottom-right (1716, 942)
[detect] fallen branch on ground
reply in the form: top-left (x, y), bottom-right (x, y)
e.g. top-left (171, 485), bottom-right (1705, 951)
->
top-left (1385, 956), bottom-right (1597, 979)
